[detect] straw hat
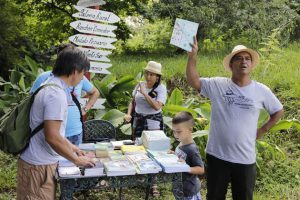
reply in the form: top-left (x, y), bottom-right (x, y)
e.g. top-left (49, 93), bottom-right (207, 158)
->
top-left (223, 45), bottom-right (260, 71)
top-left (144, 61), bottom-right (162, 75)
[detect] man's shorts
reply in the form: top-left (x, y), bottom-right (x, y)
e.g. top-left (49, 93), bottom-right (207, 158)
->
top-left (17, 158), bottom-right (58, 200)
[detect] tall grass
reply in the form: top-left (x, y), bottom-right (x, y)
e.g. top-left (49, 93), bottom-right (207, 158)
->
top-left (110, 43), bottom-right (300, 97)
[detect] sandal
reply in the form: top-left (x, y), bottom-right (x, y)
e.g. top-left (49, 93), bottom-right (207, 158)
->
top-left (151, 185), bottom-right (160, 198)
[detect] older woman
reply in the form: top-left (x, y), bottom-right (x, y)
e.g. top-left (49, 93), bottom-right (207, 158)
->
top-left (124, 61), bottom-right (167, 139)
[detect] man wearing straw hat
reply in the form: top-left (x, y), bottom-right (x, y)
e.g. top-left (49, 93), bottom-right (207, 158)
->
top-left (186, 38), bottom-right (284, 200)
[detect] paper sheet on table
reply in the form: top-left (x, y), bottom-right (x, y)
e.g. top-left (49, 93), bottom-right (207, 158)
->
top-left (146, 119), bottom-right (160, 130)
top-left (170, 18), bottom-right (199, 52)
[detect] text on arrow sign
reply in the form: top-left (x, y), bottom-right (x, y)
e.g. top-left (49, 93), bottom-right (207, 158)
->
top-left (69, 34), bottom-right (117, 49)
top-left (70, 20), bottom-right (117, 37)
top-left (73, 6), bottom-right (120, 24)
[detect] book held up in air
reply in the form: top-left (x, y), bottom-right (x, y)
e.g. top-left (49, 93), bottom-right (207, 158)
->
top-left (170, 18), bottom-right (199, 52)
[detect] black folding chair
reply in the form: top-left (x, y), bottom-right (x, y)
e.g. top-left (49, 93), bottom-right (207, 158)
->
top-left (83, 119), bottom-right (116, 142)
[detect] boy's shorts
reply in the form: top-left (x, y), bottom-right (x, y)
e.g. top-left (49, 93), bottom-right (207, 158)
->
top-left (184, 192), bottom-right (202, 200)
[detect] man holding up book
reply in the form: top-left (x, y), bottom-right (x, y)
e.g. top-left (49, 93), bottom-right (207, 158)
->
top-left (186, 37), bottom-right (284, 199)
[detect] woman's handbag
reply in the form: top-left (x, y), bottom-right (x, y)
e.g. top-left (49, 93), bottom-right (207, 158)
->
top-left (130, 99), bottom-right (136, 124)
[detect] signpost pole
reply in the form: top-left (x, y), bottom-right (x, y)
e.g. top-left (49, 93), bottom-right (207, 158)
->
top-left (84, 4), bottom-right (100, 120)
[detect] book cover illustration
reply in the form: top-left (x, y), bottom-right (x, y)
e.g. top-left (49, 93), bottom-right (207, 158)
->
top-left (104, 159), bottom-right (136, 176)
top-left (170, 18), bottom-right (199, 52)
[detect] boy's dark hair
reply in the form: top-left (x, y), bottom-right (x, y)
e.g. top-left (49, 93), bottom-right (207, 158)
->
top-left (53, 44), bottom-right (90, 76)
top-left (172, 111), bottom-right (195, 126)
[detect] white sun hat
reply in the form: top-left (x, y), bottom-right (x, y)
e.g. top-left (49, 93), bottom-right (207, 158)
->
top-left (223, 45), bottom-right (260, 71)
top-left (144, 61), bottom-right (162, 75)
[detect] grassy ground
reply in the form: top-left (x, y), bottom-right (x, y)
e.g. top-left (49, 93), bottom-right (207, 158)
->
top-left (1, 43), bottom-right (300, 199)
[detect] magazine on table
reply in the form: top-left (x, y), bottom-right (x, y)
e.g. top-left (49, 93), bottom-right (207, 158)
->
top-left (154, 156), bottom-right (190, 173)
top-left (127, 154), bottom-right (162, 174)
top-left (108, 150), bottom-right (125, 160)
top-left (104, 159), bottom-right (136, 176)
top-left (121, 145), bottom-right (146, 155)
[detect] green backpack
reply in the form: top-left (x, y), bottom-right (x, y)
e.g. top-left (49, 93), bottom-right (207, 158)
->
top-left (0, 84), bottom-right (59, 154)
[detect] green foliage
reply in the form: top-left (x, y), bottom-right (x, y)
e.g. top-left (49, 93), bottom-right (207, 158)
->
top-left (101, 109), bottom-right (126, 128)
top-left (0, 56), bottom-right (43, 114)
top-left (93, 74), bottom-right (138, 112)
top-left (167, 88), bottom-right (183, 105)
top-left (269, 119), bottom-right (300, 133)
top-left (0, 0), bottom-right (26, 79)
top-left (150, 0), bottom-right (299, 50)
top-left (121, 18), bottom-right (176, 54)
top-left (0, 152), bottom-right (17, 191)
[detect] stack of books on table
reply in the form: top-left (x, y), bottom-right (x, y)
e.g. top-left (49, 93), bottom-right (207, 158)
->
top-left (141, 130), bottom-right (171, 151)
top-left (110, 140), bottom-right (134, 150)
top-left (127, 154), bottom-right (162, 174)
top-left (58, 157), bottom-right (81, 177)
top-left (121, 145), bottom-right (146, 155)
top-left (108, 150), bottom-right (124, 160)
top-left (95, 142), bottom-right (113, 158)
top-left (79, 143), bottom-right (96, 155)
top-left (104, 159), bottom-right (136, 176)
top-left (147, 150), bottom-right (190, 173)
top-left (83, 159), bottom-right (105, 177)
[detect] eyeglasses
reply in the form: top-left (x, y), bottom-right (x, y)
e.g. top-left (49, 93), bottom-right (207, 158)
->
top-left (232, 56), bottom-right (252, 62)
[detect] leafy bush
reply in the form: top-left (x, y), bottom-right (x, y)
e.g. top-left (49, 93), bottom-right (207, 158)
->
top-left (0, 56), bottom-right (44, 114)
top-left (151, 0), bottom-right (299, 50)
top-left (121, 18), bottom-right (177, 54)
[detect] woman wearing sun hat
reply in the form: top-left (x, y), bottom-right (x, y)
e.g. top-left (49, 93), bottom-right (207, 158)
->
top-left (186, 37), bottom-right (284, 200)
top-left (124, 61), bottom-right (167, 140)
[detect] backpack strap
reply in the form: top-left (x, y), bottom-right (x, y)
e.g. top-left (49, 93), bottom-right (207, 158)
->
top-left (70, 87), bottom-right (85, 136)
top-left (30, 83), bottom-right (62, 137)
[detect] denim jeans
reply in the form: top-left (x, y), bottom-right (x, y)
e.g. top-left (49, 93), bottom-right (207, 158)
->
top-left (66, 132), bottom-right (83, 146)
top-left (184, 192), bottom-right (202, 200)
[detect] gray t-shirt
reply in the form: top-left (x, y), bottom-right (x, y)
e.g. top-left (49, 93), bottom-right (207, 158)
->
top-left (20, 77), bottom-right (70, 165)
top-left (200, 77), bottom-right (283, 164)
top-left (175, 142), bottom-right (204, 197)
top-left (133, 82), bottom-right (167, 115)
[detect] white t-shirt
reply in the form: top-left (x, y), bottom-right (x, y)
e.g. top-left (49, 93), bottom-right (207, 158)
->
top-left (133, 82), bottom-right (167, 115)
top-left (20, 77), bottom-right (70, 165)
top-left (200, 77), bottom-right (283, 164)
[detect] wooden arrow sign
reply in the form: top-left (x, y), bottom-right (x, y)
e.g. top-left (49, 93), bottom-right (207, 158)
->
top-left (89, 61), bottom-right (112, 74)
top-left (77, 0), bottom-right (106, 7)
top-left (73, 6), bottom-right (120, 24)
top-left (69, 34), bottom-right (117, 49)
top-left (78, 47), bottom-right (111, 62)
top-left (70, 20), bottom-right (117, 37)
top-left (79, 98), bottom-right (106, 109)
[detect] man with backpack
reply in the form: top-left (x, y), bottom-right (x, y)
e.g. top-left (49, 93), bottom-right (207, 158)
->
top-left (17, 45), bottom-right (95, 200)
top-left (30, 45), bottom-right (100, 146)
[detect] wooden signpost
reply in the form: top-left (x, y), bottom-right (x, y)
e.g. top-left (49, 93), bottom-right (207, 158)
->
top-left (69, 34), bottom-right (117, 49)
top-left (79, 98), bottom-right (106, 109)
top-left (70, 20), bottom-right (117, 37)
top-left (89, 62), bottom-right (112, 74)
top-left (73, 6), bottom-right (120, 24)
top-left (77, 47), bottom-right (111, 62)
top-left (69, 0), bottom-right (119, 110)
top-left (77, 0), bottom-right (106, 7)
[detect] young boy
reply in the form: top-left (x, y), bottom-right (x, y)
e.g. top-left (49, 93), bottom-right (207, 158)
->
top-left (172, 111), bottom-right (205, 200)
